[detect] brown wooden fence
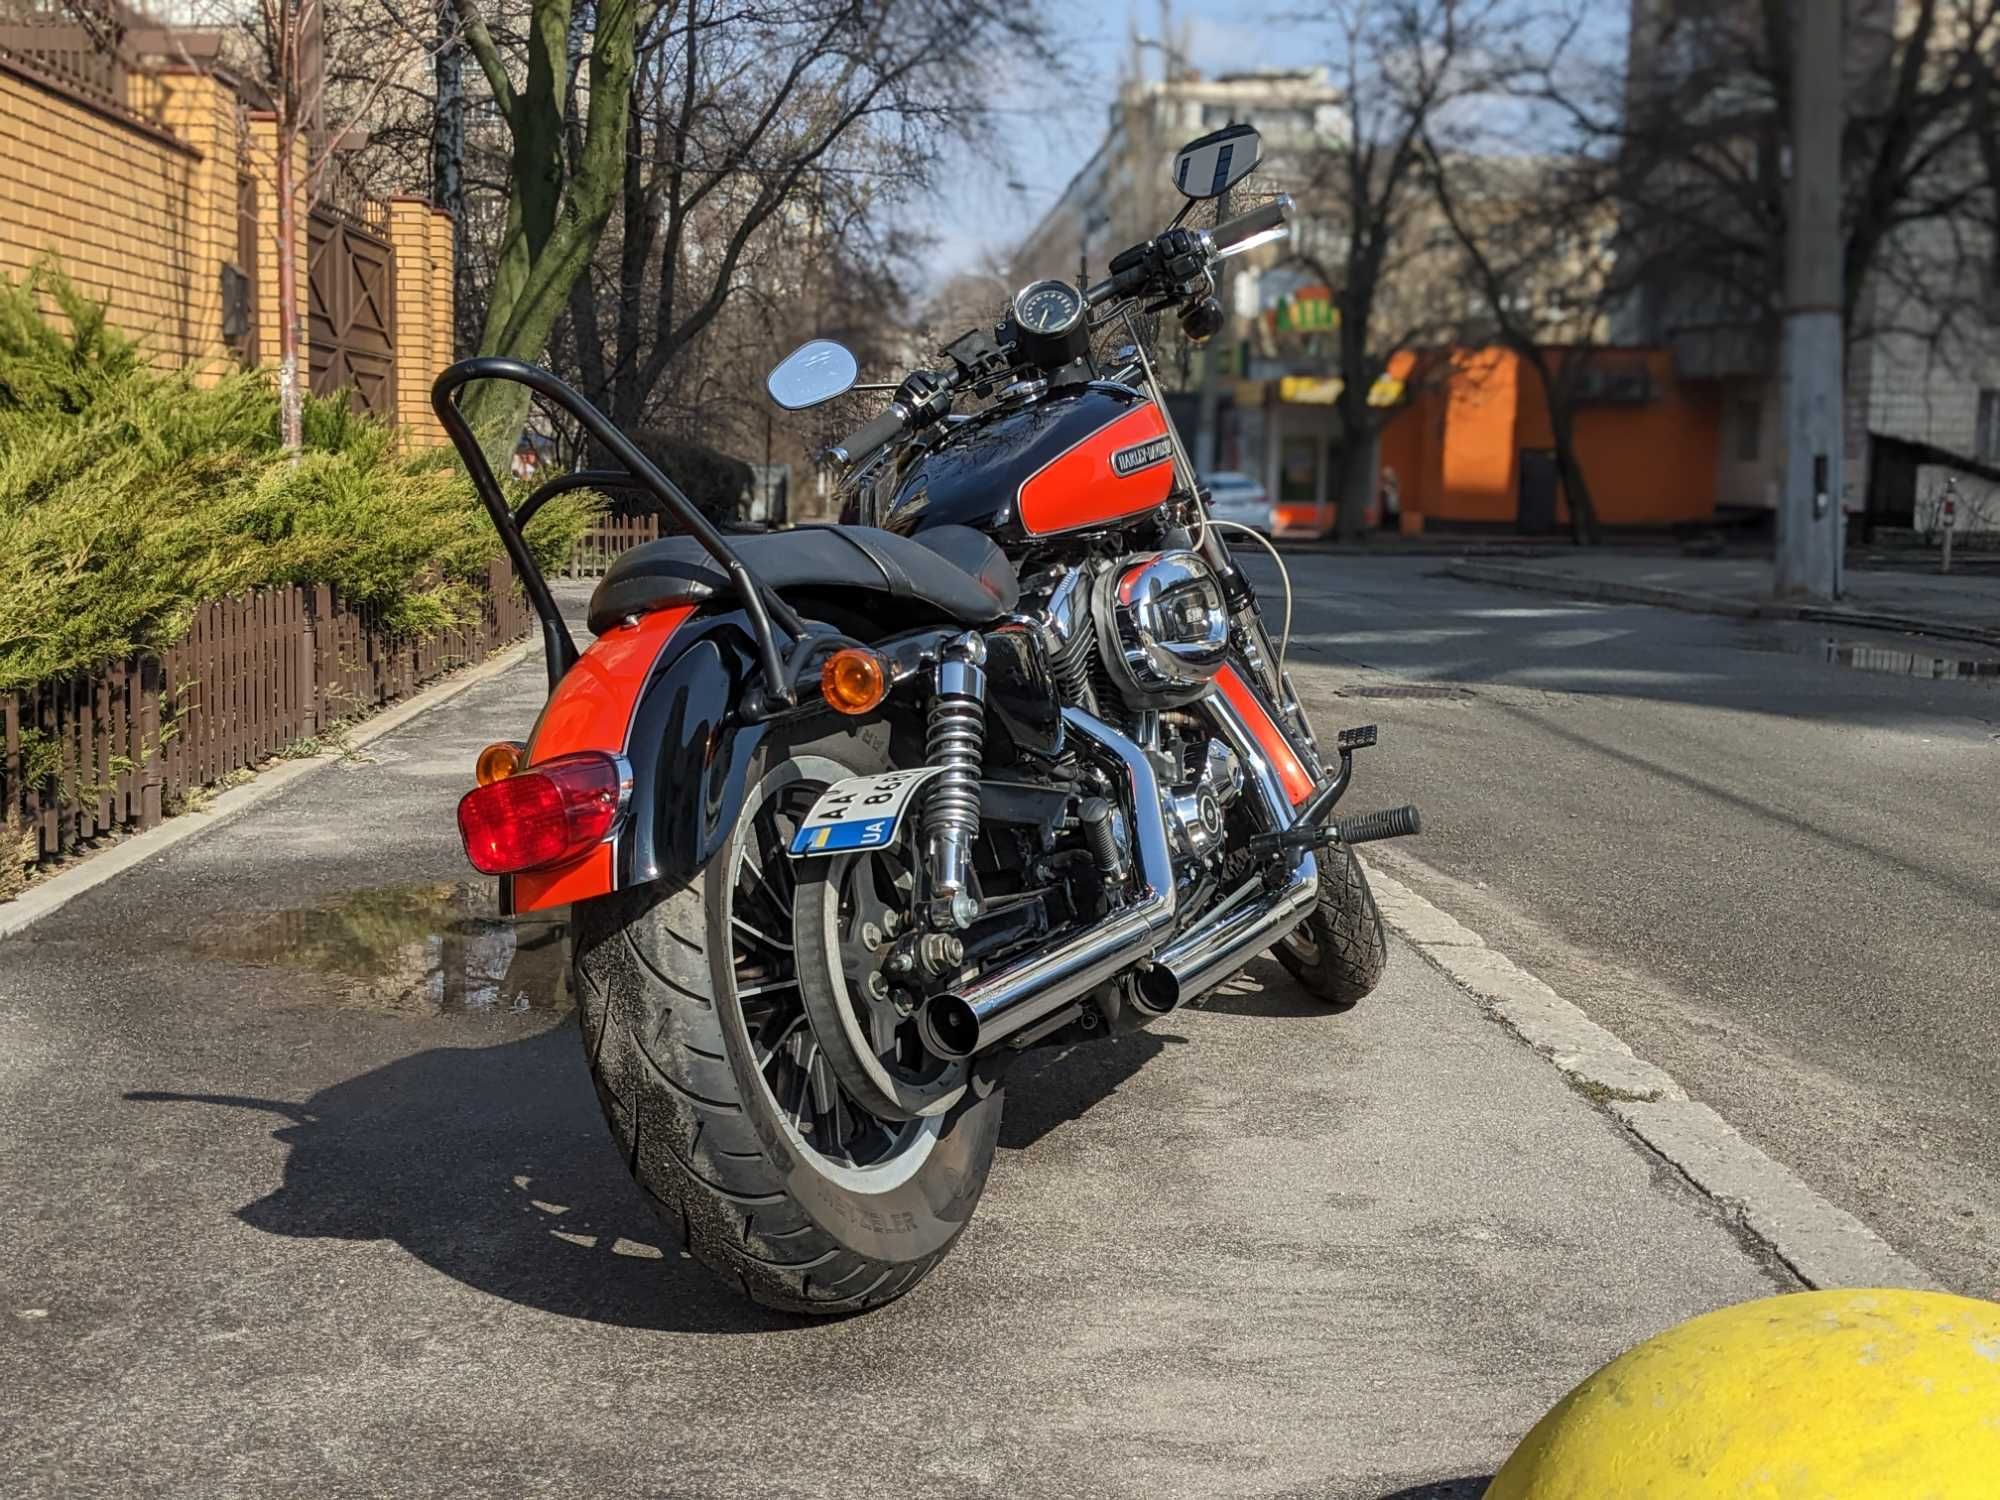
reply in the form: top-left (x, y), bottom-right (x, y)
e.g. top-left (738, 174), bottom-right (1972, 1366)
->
top-left (563, 515), bottom-right (661, 578)
top-left (2, 558), bottom-right (531, 870)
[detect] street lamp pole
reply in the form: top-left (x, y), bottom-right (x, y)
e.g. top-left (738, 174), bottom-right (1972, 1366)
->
top-left (1776, 3), bottom-right (1843, 600)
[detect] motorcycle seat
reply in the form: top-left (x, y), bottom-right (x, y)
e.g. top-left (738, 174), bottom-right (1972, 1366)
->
top-left (586, 523), bottom-right (1019, 636)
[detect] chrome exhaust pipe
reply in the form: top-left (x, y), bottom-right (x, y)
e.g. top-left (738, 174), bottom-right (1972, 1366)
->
top-left (1135, 850), bottom-right (1317, 1012)
top-left (1133, 684), bottom-right (1321, 1013)
top-left (920, 708), bottom-right (1177, 1060)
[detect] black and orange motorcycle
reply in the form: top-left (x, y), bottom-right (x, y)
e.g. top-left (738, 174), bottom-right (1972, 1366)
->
top-left (438, 123), bottom-right (1419, 1314)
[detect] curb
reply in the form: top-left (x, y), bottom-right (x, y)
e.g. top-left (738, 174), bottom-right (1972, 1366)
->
top-left (1364, 852), bottom-right (1935, 1292)
top-left (1443, 560), bottom-right (2000, 648)
top-left (0, 639), bottom-right (535, 942)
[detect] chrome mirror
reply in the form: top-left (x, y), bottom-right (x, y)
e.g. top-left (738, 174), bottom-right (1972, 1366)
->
top-left (766, 339), bottom-right (859, 410)
top-left (1171, 122), bottom-right (1261, 200)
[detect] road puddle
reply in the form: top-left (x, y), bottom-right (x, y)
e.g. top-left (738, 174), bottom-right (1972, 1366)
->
top-left (1820, 640), bottom-right (2000, 681)
top-left (1732, 633), bottom-right (2000, 681)
top-left (191, 882), bottom-right (568, 1015)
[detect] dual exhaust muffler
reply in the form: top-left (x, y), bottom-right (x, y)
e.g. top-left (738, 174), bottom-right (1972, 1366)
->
top-left (919, 696), bottom-right (1318, 1059)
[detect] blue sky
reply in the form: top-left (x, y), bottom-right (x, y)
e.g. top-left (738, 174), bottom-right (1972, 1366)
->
top-left (926, 1), bottom-right (1284, 284)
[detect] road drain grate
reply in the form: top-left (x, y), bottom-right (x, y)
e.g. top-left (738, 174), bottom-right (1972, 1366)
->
top-left (1340, 683), bottom-right (1473, 700)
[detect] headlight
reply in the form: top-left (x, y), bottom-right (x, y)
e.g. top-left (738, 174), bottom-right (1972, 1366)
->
top-left (1095, 550), bottom-right (1230, 704)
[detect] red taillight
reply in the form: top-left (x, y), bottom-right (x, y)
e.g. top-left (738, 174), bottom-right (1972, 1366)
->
top-left (456, 752), bottom-right (625, 875)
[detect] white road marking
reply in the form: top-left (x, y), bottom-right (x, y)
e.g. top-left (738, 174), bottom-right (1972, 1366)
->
top-left (1365, 852), bottom-right (1936, 1292)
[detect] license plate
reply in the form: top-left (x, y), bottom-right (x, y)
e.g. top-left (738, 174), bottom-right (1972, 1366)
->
top-left (787, 768), bottom-right (945, 858)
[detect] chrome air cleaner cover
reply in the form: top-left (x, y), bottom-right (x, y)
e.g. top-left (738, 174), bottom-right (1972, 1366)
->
top-left (1094, 550), bottom-right (1231, 706)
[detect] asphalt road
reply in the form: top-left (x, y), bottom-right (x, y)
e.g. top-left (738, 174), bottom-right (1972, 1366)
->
top-left (1239, 550), bottom-right (2000, 1297)
top-left (0, 602), bottom-right (1779, 1499)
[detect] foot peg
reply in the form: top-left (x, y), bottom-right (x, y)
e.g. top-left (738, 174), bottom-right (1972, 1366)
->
top-left (1336, 724), bottom-right (1377, 752)
top-left (1248, 802), bottom-right (1421, 857)
top-left (1329, 804), bottom-right (1420, 845)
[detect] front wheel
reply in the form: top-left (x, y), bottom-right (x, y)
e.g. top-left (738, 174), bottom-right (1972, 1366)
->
top-left (571, 720), bottom-right (1002, 1315)
top-left (1275, 842), bottom-right (1387, 1009)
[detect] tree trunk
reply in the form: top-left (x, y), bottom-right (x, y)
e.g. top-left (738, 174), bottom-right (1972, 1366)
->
top-left (432, 0), bottom-right (467, 335)
top-left (457, 0), bottom-right (642, 465)
top-left (274, 134), bottom-right (303, 452)
top-left (1524, 350), bottom-right (1598, 545)
top-left (1333, 432), bottom-right (1377, 543)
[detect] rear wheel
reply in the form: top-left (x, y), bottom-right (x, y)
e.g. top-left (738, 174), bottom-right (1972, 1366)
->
top-left (571, 720), bottom-right (1002, 1315)
top-left (1275, 842), bottom-right (1387, 1009)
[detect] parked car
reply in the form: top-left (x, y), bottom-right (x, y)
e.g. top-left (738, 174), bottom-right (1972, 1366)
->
top-left (1203, 471), bottom-right (1272, 535)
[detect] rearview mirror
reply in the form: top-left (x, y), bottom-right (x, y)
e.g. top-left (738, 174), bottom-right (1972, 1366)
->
top-left (767, 339), bottom-right (858, 410)
top-left (1171, 122), bottom-right (1261, 200)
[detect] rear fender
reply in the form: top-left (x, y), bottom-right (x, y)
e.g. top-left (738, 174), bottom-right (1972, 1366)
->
top-left (509, 607), bottom-right (769, 914)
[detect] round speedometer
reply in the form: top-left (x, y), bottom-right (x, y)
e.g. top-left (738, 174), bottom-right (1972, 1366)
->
top-left (1013, 279), bottom-right (1084, 334)
top-left (1008, 278), bottom-right (1090, 372)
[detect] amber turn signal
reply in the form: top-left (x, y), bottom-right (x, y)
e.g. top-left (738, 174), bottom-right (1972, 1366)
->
top-left (820, 648), bottom-right (888, 715)
top-left (475, 740), bottom-right (526, 786)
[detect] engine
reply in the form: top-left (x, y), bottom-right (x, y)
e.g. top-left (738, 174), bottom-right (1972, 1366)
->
top-left (1018, 556), bottom-right (1245, 888)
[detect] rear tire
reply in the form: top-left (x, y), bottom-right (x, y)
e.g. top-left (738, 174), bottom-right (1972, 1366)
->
top-left (571, 719), bottom-right (1002, 1316)
top-left (1275, 842), bottom-right (1387, 1009)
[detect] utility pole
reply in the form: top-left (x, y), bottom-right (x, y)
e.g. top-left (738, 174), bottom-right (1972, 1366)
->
top-left (1776, 2), bottom-right (1843, 600)
top-left (1194, 180), bottom-right (1229, 475)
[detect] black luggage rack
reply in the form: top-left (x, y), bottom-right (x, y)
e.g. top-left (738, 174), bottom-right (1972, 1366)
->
top-left (433, 357), bottom-right (807, 702)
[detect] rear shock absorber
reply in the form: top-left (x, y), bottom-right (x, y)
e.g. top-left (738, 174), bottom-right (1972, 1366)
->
top-left (925, 632), bottom-right (987, 929)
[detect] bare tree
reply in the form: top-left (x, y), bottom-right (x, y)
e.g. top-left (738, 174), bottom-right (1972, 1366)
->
top-left (555, 0), bottom-right (1054, 435)
top-left (1580, 0), bottom-right (2000, 361)
top-left (1423, 139), bottom-right (1616, 542)
top-left (1286, 0), bottom-right (1524, 540)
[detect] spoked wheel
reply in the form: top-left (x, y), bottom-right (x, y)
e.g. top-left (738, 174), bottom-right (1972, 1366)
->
top-left (726, 763), bottom-right (961, 1177)
top-left (571, 720), bottom-right (1001, 1316)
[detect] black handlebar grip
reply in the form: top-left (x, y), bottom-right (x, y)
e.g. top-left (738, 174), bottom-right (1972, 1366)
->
top-left (1109, 239), bottom-right (1152, 275)
top-left (828, 402), bottom-right (909, 464)
top-left (1331, 805), bottom-right (1422, 845)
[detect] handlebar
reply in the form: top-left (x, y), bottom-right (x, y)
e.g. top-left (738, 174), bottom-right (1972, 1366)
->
top-left (825, 195), bottom-right (1293, 466)
top-left (827, 401), bottom-right (912, 465)
top-left (1207, 194), bottom-right (1292, 258)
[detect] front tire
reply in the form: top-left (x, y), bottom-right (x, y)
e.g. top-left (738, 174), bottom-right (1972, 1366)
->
top-left (571, 719), bottom-right (1002, 1315)
top-left (1275, 842), bottom-right (1388, 1009)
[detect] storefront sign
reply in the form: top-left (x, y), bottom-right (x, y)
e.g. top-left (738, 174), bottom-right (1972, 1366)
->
top-left (1279, 375), bottom-right (1342, 405)
top-left (1269, 288), bottom-right (1338, 335)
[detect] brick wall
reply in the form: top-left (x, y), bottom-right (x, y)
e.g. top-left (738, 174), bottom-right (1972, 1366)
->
top-left (0, 53), bottom-right (230, 372)
top-left (0, 51), bottom-right (457, 443)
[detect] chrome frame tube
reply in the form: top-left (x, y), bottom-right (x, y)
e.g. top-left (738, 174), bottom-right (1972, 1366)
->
top-left (1134, 686), bottom-right (1321, 1013)
top-left (919, 709), bottom-right (1177, 1059)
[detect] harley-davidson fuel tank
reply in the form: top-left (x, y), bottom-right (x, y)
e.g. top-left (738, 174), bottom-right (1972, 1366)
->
top-left (851, 383), bottom-right (1173, 545)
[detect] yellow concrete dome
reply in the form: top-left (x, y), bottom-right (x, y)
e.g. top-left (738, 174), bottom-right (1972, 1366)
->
top-left (1486, 1288), bottom-right (2000, 1499)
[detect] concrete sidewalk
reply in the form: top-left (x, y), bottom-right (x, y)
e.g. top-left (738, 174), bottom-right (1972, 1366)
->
top-left (0, 636), bottom-right (1784, 1498)
top-left (1445, 552), bottom-right (2000, 645)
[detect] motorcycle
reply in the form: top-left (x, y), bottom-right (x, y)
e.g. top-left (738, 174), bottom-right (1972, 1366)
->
top-left (437, 122), bottom-right (1420, 1315)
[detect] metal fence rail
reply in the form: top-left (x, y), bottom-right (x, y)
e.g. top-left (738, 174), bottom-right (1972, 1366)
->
top-left (562, 514), bottom-right (662, 578)
top-left (1, 558), bottom-right (530, 871)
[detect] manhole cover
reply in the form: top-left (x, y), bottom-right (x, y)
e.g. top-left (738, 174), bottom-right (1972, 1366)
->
top-left (1341, 683), bottom-right (1472, 700)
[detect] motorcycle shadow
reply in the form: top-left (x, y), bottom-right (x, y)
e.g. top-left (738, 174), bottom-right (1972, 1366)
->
top-left (127, 1021), bottom-right (797, 1335)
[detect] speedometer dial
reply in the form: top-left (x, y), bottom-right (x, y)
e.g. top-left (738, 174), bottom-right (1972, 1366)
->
top-left (1013, 280), bottom-right (1084, 335)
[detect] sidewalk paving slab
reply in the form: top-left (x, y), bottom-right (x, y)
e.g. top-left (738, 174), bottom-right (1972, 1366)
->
top-left (0, 639), bottom-right (1785, 1500)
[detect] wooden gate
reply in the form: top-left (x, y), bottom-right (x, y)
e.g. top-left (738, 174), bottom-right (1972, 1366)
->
top-left (308, 204), bottom-right (395, 415)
